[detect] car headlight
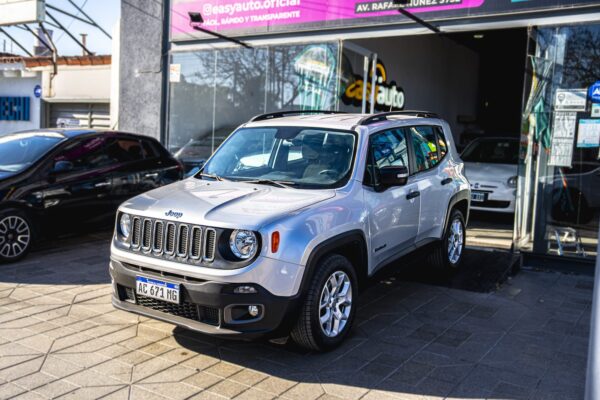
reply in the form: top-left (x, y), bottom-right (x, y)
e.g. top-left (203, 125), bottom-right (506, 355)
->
top-left (119, 213), bottom-right (131, 239)
top-left (229, 230), bottom-right (258, 260)
top-left (507, 176), bottom-right (518, 188)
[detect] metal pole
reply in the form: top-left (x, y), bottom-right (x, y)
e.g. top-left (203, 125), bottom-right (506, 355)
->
top-left (46, 11), bottom-right (93, 55)
top-left (0, 28), bottom-right (34, 57)
top-left (585, 224), bottom-right (600, 399)
top-left (66, 0), bottom-right (112, 39)
top-left (369, 53), bottom-right (378, 114)
top-left (191, 25), bottom-right (252, 49)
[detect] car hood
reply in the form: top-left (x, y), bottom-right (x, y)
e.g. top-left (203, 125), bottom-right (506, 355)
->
top-left (464, 162), bottom-right (517, 184)
top-left (120, 178), bottom-right (336, 230)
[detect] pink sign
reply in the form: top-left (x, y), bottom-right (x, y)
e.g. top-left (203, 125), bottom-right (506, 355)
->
top-left (171, 0), bottom-right (486, 39)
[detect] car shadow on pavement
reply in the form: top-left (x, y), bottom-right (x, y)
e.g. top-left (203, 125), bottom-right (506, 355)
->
top-left (170, 248), bottom-right (528, 400)
top-left (0, 230), bottom-right (113, 285)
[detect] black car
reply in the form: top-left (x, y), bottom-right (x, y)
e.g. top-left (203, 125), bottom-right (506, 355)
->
top-left (0, 129), bottom-right (183, 262)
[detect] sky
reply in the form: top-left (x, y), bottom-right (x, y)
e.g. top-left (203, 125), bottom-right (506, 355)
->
top-left (1, 0), bottom-right (120, 57)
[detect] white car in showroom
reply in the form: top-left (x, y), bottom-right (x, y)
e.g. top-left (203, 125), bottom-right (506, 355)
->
top-left (109, 110), bottom-right (470, 351)
top-left (461, 137), bottom-right (519, 213)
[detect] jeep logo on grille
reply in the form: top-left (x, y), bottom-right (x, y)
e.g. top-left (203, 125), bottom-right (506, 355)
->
top-left (165, 210), bottom-right (183, 219)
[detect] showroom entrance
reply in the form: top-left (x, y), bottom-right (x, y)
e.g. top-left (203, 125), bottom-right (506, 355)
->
top-left (345, 29), bottom-right (528, 251)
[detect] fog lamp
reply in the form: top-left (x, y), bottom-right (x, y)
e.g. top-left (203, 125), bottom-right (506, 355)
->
top-left (248, 305), bottom-right (260, 317)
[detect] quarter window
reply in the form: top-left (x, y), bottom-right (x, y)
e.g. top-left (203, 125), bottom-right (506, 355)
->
top-left (408, 126), bottom-right (440, 172)
top-left (436, 127), bottom-right (448, 159)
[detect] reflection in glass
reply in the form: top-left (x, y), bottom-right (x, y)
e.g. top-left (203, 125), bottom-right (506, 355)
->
top-left (516, 23), bottom-right (600, 260)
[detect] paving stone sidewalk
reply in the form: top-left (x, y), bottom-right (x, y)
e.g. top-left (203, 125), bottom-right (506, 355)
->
top-left (0, 233), bottom-right (593, 400)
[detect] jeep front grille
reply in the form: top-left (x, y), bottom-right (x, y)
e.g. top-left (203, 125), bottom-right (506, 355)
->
top-left (130, 216), bottom-right (216, 263)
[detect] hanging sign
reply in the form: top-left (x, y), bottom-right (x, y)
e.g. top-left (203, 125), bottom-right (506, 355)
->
top-left (577, 119), bottom-right (600, 148)
top-left (169, 64), bottom-right (181, 83)
top-left (555, 89), bottom-right (587, 112)
top-left (589, 81), bottom-right (600, 103)
top-left (548, 111), bottom-right (577, 167)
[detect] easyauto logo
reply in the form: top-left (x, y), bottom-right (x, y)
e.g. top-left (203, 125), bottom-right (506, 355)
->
top-left (343, 61), bottom-right (405, 111)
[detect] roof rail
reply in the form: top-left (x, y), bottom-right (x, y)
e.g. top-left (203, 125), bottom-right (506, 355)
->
top-left (250, 110), bottom-right (346, 122)
top-left (357, 110), bottom-right (439, 126)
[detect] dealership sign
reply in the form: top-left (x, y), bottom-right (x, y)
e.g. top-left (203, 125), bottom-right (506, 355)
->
top-left (171, 0), bottom-right (600, 41)
top-left (343, 61), bottom-right (405, 111)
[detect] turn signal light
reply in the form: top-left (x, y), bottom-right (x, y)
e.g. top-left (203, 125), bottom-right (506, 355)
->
top-left (271, 231), bottom-right (280, 253)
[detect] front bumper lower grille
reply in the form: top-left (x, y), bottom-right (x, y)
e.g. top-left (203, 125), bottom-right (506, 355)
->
top-left (135, 293), bottom-right (220, 326)
top-left (130, 216), bottom-right (216, 264)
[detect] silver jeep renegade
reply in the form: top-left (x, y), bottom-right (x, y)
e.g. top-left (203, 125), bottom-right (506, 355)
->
top-left (110, 111), bottom-right (470, 351)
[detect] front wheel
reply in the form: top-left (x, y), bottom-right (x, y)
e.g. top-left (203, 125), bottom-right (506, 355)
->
top-left (0, 209), bottom-right (33, 263)
top-left (290, 254), bottom-right (357, 351)
top-left (428, 209), bottom-right (466, 272)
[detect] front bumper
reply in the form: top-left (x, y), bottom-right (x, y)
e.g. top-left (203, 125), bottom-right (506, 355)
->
top-left (110, 258), bottom-right (301, 339)
top-left (470, 186), bottom-right (516, 213)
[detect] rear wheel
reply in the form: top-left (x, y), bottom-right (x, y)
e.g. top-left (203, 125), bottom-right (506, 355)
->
top-left (290, 254), bottom-right (357, 351)
top-left (428, 209), bottom-right (465, 272)
top-left (0, 209), bottom-right (33, 263)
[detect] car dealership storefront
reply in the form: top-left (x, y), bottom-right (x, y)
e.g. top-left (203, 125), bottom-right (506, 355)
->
top-left (161, 0), bottom-right (600, 267)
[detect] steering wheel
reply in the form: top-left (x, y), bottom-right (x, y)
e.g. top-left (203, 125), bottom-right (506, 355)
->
top-left (319, 169), bottom-right (338, 176)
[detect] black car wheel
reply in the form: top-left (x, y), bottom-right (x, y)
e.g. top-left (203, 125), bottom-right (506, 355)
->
top-left (290, 254), bottom-right (357, 351)
top-left (428, 209), bottom-right (466, 272)
top-left (0, 209), bottom-right (33, 263)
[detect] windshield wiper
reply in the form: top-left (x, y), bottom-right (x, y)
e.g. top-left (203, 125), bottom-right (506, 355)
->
top-left (241, 179), bottom-right (296, 189)
top-left (198, 172), bottom-right (227, 181)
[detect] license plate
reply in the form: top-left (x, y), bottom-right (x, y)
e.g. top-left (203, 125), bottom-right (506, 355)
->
top-left (471, 191), bottom-right (486, 202)
top-left (136, 276), bottom-right (180, 304)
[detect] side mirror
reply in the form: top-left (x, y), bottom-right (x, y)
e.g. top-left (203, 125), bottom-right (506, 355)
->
top-left (51, 160), bottom-right (74, 174)
top-left (379, 165), bottom-right (409, 188)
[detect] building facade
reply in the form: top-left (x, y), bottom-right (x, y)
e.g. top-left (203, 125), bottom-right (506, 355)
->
top-left (0, 55), bottom-right (112, 135)
top-left (118, 0), bottom-right (600, 268)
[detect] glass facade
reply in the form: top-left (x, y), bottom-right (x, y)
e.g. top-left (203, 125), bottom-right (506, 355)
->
top-left (167, 42), bottom-right (342, 155)
top-left (516, 23), bottom-right (600, 262)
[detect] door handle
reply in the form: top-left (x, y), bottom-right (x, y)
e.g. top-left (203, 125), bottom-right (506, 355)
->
top-left (441, 177), bottom-right (453, 185)
top-left (94, 181), bottom-right (111, 188)
top-left (406, 190), bottom-right (420, 200)
top-left (144, 173), bottom-right (159, 179)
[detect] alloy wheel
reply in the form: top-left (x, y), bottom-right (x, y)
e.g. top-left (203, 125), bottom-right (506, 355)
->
top-left (447, 218), bottom-right (464, 265)
top-left (319, 270), bottom-right (353, 338)
top-left (0, 216), bottom-right (31, 259)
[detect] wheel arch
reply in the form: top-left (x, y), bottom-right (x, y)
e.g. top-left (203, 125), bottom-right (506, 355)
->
top-left (444, 190), bottom-right (470, 234)
top-left (300, 230), bottom-right (368, 295)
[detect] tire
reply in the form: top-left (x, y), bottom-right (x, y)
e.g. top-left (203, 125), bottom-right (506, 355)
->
top-left (428, 208), bottom-right (466, 272)
top-left (290, 254), bottom-right (357, 351)
top-left (0, 208), bottom-right (34, 263)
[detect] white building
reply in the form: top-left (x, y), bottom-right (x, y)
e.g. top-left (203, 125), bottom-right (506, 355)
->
top-left (0, 54), bottom-right (111, 135)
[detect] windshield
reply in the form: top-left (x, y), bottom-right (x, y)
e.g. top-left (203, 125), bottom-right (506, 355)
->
top-left (200, 127), bottom-right (356, 188)
top-left (0, 132), bottom-right (64, 173)
top-left (461, 139), bottom-right (519, 164)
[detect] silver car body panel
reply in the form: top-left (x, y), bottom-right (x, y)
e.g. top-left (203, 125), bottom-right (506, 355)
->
top-left (111, 114), bottom-right (469, 298)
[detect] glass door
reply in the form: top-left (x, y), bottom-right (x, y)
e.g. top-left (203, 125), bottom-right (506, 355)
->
top-left (515, 23), bottom-right (600, 261)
